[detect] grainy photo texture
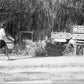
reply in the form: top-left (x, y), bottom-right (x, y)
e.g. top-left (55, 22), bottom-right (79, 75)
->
top-left (0, 0), bottom-right (84, 84)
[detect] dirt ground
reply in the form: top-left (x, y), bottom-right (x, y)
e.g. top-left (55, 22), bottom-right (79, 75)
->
top-left (0, 55), bottom-right (84, 84)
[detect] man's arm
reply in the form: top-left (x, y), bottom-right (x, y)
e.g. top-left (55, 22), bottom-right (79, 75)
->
top-left (2, 29), bottom-right (14, 42)
top-left (7, 35), bottom-right (14, 42)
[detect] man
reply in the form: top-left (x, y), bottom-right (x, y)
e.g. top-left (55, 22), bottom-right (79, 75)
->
top-left (0, 23), bottom-right (10, 59)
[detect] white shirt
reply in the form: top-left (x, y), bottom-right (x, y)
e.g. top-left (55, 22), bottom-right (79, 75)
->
top-left (69, 39), bottom-right (75, 44)
top-left (0, 28), bottom-right (6, 40)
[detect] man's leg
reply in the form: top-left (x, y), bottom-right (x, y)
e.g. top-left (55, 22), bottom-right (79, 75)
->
top-left (4, 45), bottom-right (10, 59)
top-left (0, 40), bottom-right (10, 59)
top-left (1, 40), bottom-right (10, 59)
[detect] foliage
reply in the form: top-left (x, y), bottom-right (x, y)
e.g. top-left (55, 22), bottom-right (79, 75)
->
top-left (0, 0), bottom-right (84, 56)
top-left (0, 0), bottom-right (53, 41)
top-left (54, 0), bottom-right (84, 32)
top-left (12, 40), bottom-right (47, 56)
top-left (0, 0), bottom-right (84, 40)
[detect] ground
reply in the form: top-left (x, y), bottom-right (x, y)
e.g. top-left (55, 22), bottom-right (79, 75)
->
top-left (0, 55), bottom-right (84, 83)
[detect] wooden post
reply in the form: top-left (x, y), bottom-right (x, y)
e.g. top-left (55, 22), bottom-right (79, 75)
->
top-left (73, 44), bottom-right (77, 56)
top-left (83, 47), bottom-right (84, 55)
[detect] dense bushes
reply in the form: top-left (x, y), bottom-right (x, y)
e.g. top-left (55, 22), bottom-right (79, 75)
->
top-left (12, 40), bottom-right (47, 56)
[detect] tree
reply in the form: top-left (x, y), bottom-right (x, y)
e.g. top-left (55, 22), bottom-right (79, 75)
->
top-left (53, 0), bottom-right (84, 32)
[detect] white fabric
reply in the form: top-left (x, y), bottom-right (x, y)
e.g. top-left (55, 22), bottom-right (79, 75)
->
top-left (69, 39), bottom-right (75, 44)
top-left (0, 28), bottom-right (6, 40)
top-left (53, 38), bottom-right (67, 42)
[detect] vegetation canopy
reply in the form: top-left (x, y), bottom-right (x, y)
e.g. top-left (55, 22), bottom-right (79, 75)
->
top-left (0, 0), bottom-right (84, 41)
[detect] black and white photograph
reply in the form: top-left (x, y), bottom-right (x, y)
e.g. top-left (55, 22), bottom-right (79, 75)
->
top-left (0, 0), bottom-right (84, 84)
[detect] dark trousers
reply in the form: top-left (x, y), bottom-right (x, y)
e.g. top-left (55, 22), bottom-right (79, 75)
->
top-left (0, 40), bottom-right (9, 58)
top-left (0, 40), bottom-right (7, 48)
